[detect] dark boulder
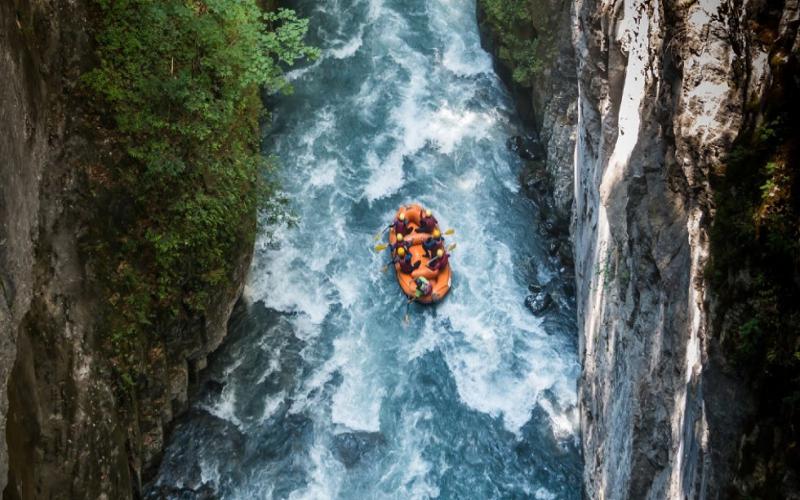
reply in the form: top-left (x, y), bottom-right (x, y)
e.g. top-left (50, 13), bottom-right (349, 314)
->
top-left (525, 291), bottom-right (553, 316)
top-left (528, 283), bottom-right (543, 294)
top-left (332, 431), bottom-right (386, 468)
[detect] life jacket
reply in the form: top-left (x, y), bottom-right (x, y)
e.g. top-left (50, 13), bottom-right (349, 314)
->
top-left (398, 255), bottom-right (416, 274)
top-left (393, 219), bottom-right (409, 235)
top-left (423, 236), bottom-right (442, 251)
top-left (419, 215), bottom-right (437, 232)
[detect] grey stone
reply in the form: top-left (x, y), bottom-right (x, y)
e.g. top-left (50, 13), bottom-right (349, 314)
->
top-left (332, 431), bottom-right (386, 468)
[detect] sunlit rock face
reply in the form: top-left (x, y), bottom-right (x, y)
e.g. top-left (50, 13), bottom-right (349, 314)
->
top-left (570, 0), bottom-right (796, 497)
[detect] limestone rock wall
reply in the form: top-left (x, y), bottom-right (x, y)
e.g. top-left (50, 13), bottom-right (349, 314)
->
top-left (572, 0), bottom-right (797, 497)
top-left (480, 0), bottom-right (799, 497)
top-left (0, 0), bottom-right (253, 496)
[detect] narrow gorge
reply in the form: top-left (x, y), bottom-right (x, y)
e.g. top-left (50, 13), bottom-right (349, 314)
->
top-left (1, 0), bottom-right (798, 498)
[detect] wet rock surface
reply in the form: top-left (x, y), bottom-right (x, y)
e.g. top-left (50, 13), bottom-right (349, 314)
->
top-left (524, 291), bottom-right (553, 316)
top-left (569, 0), bottom-right (790, 497)
top-left (332, 431), bottom-right (387, 468)
top-left (506, 134), bottom-right (542, 161)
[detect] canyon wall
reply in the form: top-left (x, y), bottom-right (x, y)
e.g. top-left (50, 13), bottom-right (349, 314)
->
top-left (482, 0), bottom-right (799, 497)
top-left (0, 0), bottom-right (253, 496)
top-left (573, 0), bottom-right (798, 497)
top-left (573, 0), bottom-right (739, 496)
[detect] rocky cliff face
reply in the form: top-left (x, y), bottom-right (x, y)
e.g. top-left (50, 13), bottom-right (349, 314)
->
top-left (0, 0), bottom-right (253, 497)
top-left (482, 0), bottom-right (799, 497)
top-left (573, 0), bottom-right (738, 496)
top-left (573, 0), bottom-right (798, 497)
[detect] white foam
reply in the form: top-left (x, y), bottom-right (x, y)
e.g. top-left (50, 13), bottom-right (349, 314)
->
top-left (201, 384), bottom-right (244, 430)
top-left (332, 266), bottom-right (361, 308)
top-left (252, 246), bottom-right (331, 325)
top-left (455, 168), bottom-right (483, 191)
top-left (330, 328), bottom-right (385, 432)
top-left (288, 441), bottom-right (344, 500)
top-left (329, 31), bottom-right (363, 59)
top-left (259, 390), bottom-right (287, 424)
top-left (427, 105), bottom-right (493, 154)
top-left (535, 487), bottom-right (556, 500)
top-left (199, 457), bottom-right (222, 491)
top-left (285, 58), bottom-right (324, 82)
top-left (308, 158), bottom-right (339, 188)
top-left (441, 37), bottom-right (492, 77)
top-left (538, 398), bottom-right (579, 440)
top-left (374, 409), bottom-right (440, 499)
top-left (363, 149), bottom-right (406, 202)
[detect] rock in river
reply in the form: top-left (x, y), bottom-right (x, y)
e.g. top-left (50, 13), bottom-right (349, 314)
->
top-left (332, 431), bottom-right (386, 468)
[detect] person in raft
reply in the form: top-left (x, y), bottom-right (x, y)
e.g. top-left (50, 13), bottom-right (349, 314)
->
top-left (414, 276), bottom-right (433, 298)
top-left (422, 228), bottom-right (444, 258)
top-left (415, 209), bottom-right (438, 233)
top-left (391, 212), bottom-right (412, 236)
top-left (390, 233), bottom-right (410, 255)
top-left (393, 247), bottom-right (420, 274)
top-left (427, 248), bottom-right (449, 271)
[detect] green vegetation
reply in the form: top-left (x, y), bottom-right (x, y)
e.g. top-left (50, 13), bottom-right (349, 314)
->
top-left (710, 116), bottom-right (799, 381)
top-left (708, 41), bottom-right (799, 494)
top-left (82, 0), bottom-right (317, 373)
top-left (479, 0), bottom-right (557, 85)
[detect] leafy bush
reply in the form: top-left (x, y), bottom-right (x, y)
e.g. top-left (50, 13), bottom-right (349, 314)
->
top-left (82, 0), bottom-right (317, 364)
top-left (479, 0), bottom-right (540, 85)
top-left (479, 0), bottom-right (562, 85)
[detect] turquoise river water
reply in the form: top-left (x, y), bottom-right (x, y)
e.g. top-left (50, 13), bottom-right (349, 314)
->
top-left (149, 0), bottom-right (582, 497)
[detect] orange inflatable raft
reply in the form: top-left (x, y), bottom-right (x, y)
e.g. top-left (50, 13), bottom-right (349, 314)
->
top-left (388, 204), bottom-right (452, 304)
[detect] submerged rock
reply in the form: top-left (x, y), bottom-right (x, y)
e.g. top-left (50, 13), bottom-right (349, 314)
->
top-left (332, 431), bottom-right (386, 468)
top-left (524, 291), bottom-right (553, 316)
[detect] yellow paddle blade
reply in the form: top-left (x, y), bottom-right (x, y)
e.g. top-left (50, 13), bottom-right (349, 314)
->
top-left (445, 228), bottom-right (455, 235)
top-left (373, 226), bottom-right (389, 241)
top-left (447, 243), bottom-right (457, 252)
top-left (374, 243), bottom-right (388, 252)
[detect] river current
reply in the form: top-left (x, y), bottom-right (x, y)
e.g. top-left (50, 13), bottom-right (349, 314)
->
top-left (150, 0), bottom-right (582, 497)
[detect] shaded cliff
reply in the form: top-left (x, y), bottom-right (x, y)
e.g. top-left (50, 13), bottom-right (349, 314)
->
top-left (0, 0), bottom-right (290, 498)
top-left (481, 0), bottom-right (800, 497)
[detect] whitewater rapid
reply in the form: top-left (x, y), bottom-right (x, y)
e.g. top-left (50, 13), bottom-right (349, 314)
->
top-left (150, 0), bottom-right (582, 497)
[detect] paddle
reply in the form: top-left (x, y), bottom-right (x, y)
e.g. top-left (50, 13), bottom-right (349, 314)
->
top-left (447, 242), bottom-right (457, 252)
top-left (374, 243), bottom-right (388, 252)
top-left (404, 297), bottom-right (416, 323)
top-left (444, 228), bottom-right (455, 235)
top-left (373, 225), bottom-right (389, 241)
